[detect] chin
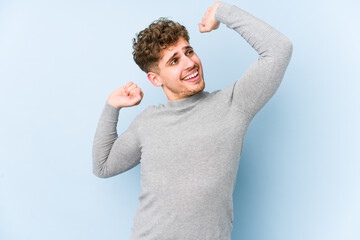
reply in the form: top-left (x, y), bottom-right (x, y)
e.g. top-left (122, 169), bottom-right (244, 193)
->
top-left (199, 78), bottom-right (205, 91)
top-left (192, 80), bottom-right (205, 95)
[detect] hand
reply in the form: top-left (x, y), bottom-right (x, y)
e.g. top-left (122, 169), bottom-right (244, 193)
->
top-left (107, 82), bottom-right (144, 108)
top-left (198, 1), bottom-right (222, 33)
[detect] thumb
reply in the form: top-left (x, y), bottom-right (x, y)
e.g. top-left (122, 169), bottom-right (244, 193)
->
top-left (198, 23), bottom-right (206, 33)
top-left (131, 89), bottom-right (142, 101)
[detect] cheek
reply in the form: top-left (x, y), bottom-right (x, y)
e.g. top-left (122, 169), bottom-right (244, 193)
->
top-left (193, 55), bottom-right (202, 66)
top-left (174, 67), bottom-right (184, 79)
top-left (163, 69), bottom-right (183, 83)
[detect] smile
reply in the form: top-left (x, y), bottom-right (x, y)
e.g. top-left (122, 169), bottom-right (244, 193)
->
top-left (183, 69), bottom-right (200, 82)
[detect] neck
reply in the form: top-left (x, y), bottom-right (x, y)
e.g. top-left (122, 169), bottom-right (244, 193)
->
top-left (164, 90), bottom-right (208, 108)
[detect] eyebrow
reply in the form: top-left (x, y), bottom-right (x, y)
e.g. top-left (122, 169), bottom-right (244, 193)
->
top-left (165, 46), bottom-right (193, 65)
top-left (166, 52), bottom-right (179, 65)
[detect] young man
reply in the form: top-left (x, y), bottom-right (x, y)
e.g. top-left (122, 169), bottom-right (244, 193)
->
top-left (93, 1), bottom-right (292, 239)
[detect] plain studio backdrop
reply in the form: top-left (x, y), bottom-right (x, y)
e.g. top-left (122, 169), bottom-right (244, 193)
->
top-left (0, 0), bottom-right (359, 239)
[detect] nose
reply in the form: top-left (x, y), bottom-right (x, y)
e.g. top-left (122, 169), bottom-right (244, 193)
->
top-left (182, 54), bottom-right (195, 70)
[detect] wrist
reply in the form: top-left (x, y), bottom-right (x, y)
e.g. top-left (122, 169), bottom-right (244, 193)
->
top-left (106, 99), bottom-right (122, 109)
top-left (214, 1), bottom-right (222, 17)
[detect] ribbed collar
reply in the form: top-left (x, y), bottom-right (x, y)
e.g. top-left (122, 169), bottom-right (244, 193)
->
top-left (163, 90), bottom-right (209, 109)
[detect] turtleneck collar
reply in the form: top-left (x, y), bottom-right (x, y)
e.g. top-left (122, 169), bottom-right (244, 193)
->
top-left (163, 90), bottom-right (209, 109)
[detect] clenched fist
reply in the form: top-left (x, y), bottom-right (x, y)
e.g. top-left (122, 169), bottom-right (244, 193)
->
top-left (198, 1), bottom-right (222, 33)
top-left (107, 82), bottom-right (144, 108)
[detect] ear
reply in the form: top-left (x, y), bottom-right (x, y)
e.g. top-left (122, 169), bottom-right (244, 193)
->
top-left (147, 72), bottom-right (163, 87)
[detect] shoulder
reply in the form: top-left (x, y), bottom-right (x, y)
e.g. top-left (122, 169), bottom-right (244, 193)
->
top-left (208, 82), bottom-right (237, 100)
top-left (200, 82), bottom-right (240, 111)
top-left (132, 105), bottom-right (157, 123)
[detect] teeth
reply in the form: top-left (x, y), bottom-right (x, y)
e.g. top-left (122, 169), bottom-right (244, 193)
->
top-left (184, 71), bottom-right (198, 80)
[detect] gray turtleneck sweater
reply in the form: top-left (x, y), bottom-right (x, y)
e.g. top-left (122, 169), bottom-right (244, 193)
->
top-left (92, 2), bottom-right (292, 240)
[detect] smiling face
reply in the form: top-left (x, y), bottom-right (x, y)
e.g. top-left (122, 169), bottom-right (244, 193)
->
top-left (147, 37), bottom-right (205, 101)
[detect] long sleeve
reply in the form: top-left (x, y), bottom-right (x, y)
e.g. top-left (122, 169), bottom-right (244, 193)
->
top-left (215, 3), bottom-right (293, 119)
top-left (92, 102), bottom-right (141, 178)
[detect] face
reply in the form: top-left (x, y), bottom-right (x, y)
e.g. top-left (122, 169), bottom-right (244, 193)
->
top-left (147, 37), bottom-right (205, 101)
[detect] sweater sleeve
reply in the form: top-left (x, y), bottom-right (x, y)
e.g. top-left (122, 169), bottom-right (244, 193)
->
top-left (215, 3), bottom-right (293, 119)
top-left (92, 102), bottom-right (141, 178)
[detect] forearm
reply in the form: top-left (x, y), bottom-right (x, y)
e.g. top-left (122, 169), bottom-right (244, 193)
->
top-left (216, 3), bottom-right (292, 60)
top-left (215, 3), bottom-right (293, 117)
top-left (92, 102), bottom-right (140, 178)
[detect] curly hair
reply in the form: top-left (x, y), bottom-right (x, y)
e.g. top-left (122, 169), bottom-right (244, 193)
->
top-left (132, 17), bottom-right (190, 73)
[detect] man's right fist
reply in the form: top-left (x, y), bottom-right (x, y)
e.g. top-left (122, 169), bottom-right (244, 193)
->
top-left (107, 82), bottom-right (144, 108)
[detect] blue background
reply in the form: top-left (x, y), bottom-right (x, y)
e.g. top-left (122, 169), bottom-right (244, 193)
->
top-left (1, 0), bottom-right (359, 239)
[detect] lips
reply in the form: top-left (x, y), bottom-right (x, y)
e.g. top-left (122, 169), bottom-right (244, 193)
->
top-left (182, 68), bottom-right (199, 81)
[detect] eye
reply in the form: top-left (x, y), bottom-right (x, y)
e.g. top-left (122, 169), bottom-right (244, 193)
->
top-left (186, 50), bottom-right (194, 56)
top-left (170, 58), bottom-right (178, 65)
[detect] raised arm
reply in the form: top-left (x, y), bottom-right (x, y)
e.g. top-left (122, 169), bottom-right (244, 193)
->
top-left (200, 2), bottom-right (293, 119)
top-left (92, 82), bottom-right (144, 178)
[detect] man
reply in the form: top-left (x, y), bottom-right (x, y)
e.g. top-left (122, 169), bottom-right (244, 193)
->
top-left (93, 1), bottom-right (292, 239)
